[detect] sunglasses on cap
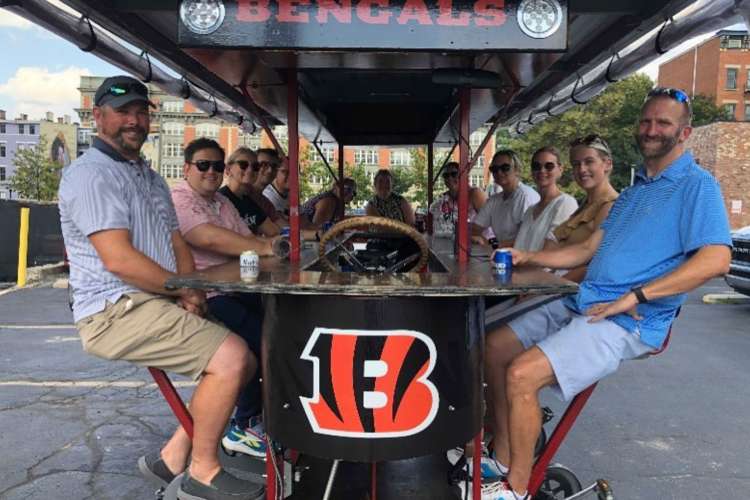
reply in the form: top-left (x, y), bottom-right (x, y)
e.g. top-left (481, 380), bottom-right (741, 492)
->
top-left (442, 170), bottom-right (459, 179)
top-left (531, 161), bottom-right (557, 173)
top-left (569, 134), bottom-right (612, 155)
top-left (95, 83), bottom-right (147, 106)
top-left (233, 160), bottom-right (260, 172)
top-left (490, 163), bottom-right (513, 174)
top-left (646, 87), bottom-right (692, 115)
top-left (189, 160), bottom-right (226, 173)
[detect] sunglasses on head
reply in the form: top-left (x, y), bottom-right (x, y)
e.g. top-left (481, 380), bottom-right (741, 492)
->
top-left (189, 160), bottom-right (225, 173)
top-left (531, 161), bottom-right (557, 173)
top-left (443, 170), bottom-right (459, 179)
top-left (570, 134), bottom-right (612, 154)
top-left (96, 83), bottom-right (147, 106)
top-left (233, 160), bottom-right (260, 172)
top-left (490, 163), bottom-right (513, 174)
top-left (646, 87), bottom-right (693, 116)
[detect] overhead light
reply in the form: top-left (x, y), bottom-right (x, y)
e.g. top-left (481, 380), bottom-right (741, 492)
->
top-left (517, 0), bottom-right (563, 39)
top-left (180, 0), bottom-right (226, 35)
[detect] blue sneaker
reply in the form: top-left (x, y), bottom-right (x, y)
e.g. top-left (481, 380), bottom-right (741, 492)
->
top-left (221, 417), bottom-right (267, 458)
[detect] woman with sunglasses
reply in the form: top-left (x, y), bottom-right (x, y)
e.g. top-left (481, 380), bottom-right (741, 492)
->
top-left (302, 177), bottom-right (357, 228)
top-left (542, 135), bottom-right (619, 282)
top-left (365, 169), bottom-right (416, 225)
top-left (513, 146), bottom-right (578, 251)
top-left (219, 147), bottom-right (281, 237)
top-left (473, 150), bottom-right (540, 247)
top-left (429, 162), bottom-right (488, 237)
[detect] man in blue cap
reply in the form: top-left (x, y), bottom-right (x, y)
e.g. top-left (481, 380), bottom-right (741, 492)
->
top-left (59, 75), bottom-right (264, 500)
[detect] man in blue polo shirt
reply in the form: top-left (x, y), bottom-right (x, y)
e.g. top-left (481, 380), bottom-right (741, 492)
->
top-left (469, 88), bottom-right (732, 500)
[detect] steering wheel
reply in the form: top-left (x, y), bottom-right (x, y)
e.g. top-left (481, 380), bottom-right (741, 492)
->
top-left (318, 216), bottom-right (429, 272)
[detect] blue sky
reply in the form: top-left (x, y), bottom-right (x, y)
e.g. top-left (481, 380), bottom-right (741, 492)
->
top-left (0, 5), bottom-right (744, 124)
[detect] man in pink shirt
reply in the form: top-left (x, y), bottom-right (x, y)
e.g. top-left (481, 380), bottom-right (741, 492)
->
top-left (171, 138), bottom-right (277, 461)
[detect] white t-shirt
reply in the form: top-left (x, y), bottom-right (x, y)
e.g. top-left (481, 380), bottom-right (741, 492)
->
top-left (263, 183), bottom-right (288, 213)
top-left (514, 193), bottom-right (578, 251)
top-left (473, 182), bottom-right (540, 242)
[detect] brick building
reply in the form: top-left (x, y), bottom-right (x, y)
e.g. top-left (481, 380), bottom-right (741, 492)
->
top-left (686, 122), bottom-right (750, 229)
top-left (658, 30), bottom-right (750, 121)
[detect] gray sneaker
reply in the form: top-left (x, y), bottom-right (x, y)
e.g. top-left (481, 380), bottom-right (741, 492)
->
top-left (178, 469), bottom-right (265, 500)
top-left (137, 451), bottom-right (177, 487)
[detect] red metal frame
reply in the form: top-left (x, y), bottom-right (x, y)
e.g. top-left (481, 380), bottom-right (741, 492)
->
top-left (287, 69), bottom-right (301, 263)
top-left (147, 367), bottom-right (193, 438)
top-left (457, 87), bottom-right (470, 263)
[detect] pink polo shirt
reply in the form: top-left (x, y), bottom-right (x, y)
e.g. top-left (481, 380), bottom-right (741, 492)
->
top-left (171, 180), bottom-right (252, 271)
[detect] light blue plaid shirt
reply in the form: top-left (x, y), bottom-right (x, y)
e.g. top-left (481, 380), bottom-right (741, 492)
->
top-left (58, 138), bottom-right (179, 322)
top-left (565, 152), bottom-right (732, 348)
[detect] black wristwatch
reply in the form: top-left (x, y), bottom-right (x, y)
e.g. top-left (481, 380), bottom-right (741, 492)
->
top-left (631, 286), bottom-right (648, 304)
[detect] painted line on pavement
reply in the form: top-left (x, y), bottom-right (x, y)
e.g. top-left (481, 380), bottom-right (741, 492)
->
top-left (0, 324), bottom-right (75, 329)
top-left (0, 380), bottom-right (197, 388)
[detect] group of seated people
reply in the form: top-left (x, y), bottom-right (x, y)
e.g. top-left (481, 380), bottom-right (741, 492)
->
top-left (60, 76), bottom-right (733, 500)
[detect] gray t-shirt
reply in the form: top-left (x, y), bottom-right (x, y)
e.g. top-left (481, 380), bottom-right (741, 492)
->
top-left (58, 138), bottom-right (179, 322)
top-left (473, 182), bottom-right (540, 242)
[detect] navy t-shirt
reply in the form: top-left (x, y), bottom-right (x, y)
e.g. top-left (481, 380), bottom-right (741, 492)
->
top-left (218, 186), bottom-right (267, 234)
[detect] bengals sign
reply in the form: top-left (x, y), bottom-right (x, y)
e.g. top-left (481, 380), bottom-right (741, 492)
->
top-left (178, 0), bottom-right (567, 52)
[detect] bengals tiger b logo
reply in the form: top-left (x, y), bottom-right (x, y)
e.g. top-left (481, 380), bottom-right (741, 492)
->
top-left (299, 328), bottom-right (439, 438)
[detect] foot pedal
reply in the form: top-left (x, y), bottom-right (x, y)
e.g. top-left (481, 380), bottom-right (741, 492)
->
top-left (447, 455), bottom-right (468, 485)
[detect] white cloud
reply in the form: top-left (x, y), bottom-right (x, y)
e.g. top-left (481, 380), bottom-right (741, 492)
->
top-left (0, 8), bottom-right (34, 29)
top-left (0, 66), bottom-right (91, 121)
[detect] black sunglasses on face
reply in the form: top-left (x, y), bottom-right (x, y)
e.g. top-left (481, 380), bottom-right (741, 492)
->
top-left (531, 161), bottom-right (557, 173)
top-left (255, 160), bottom-right (280, 170)
top-left (490, 163), bottom-right (513, 174)
top-left (443, 171), bottom-right (459, 179)
top-left (190, 160), bottom-right (225, 173)
top-left (234, 160), bottom-right (260, 172)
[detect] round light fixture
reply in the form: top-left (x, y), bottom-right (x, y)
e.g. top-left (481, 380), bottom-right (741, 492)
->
top-left (179, 0), bottom-right (226, 35)
top-left (517, 0), bottom-right (563, 39)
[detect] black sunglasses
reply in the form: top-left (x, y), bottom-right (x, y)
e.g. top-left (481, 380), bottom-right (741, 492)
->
top-left (96, 83), bottom-right (147, 106)
top-left (443, 171), bottom-right (459, 179)
top-left (490, 163), bottom-right (513, 174)
top-left (531, 161), bottom-right (557, 172)
top-left (255, 160), bottom-right (280, 170)
top-left (233, 160), bottom-right (260, 172)
top-left (189, 160), bottom-right (225, 173)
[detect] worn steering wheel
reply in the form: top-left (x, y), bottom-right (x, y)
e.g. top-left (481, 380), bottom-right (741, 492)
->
top-left (317, 216), bottom-right (429, 273)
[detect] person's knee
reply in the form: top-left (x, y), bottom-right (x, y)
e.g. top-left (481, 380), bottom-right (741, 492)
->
top-left (505, 357), bottom-right (539, 401)
top-left (206, 333), bottom-right (254, 382)
top-left (485, 325), bottom-right (522, 365)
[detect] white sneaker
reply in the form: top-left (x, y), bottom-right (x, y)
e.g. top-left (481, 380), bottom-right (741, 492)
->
top-left (457, 479), bottom-right (528, 500)
top-left (447, 446), bottom-right (507, 481)
top-left (221, 417), bottom-right (267, 458)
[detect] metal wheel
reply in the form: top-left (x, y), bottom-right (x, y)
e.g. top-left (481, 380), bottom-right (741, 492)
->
top-left (537, 464), bottom-right (582, 500)
top-left (318, 216), bottom-right (429, 272)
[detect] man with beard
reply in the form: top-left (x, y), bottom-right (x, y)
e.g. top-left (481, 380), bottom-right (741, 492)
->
top-left (465, 88), bottom-right (732, 500)
top-left (58, 76), bottom-right (264, 500)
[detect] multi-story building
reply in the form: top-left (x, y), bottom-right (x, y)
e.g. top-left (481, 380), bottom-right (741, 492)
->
top-left (658, 30), bottom-right (750, 121)
top-left (0, 110), bottom-right (77, 199)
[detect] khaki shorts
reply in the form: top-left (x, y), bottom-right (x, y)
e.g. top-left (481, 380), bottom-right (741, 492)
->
top-left (76, 292), bottom-right (230, 380)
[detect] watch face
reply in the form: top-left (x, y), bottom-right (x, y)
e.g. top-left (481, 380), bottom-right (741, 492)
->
top-left (517, 0), bottom-right (564, 40)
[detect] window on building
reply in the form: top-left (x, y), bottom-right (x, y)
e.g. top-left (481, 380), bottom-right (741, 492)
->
top-left (0, 144), bottom-right (5, 157)
top-left (196, 123), bottom-right (219, 138)
top-left (476, 156), bottom-right (485, 169)
top-left (0, 123), bottom-right (5, 133)
top-left (162, 101), bottom-right (183, 113)
top-left (0, 167), bottom-right (5, 181)
top-left (354, 149), bottom-right (378, 165)
top-left (323, 147), bottom-right (335, 163)
top-left (29, 125), bottom-right (36, 135)
top-left (470, 131), bottom-right (485, 148)
top-left (727, 37), bottom-right (743, 49)
top-left (162, 122), bottom-right (185, 136)
top-left (161, 163), bottom-right (183, 179)
top-left (164, 142), bottom-right (184, 158)
top-left (390, 149), bottom-right (411, 167)
top-left (745, 103), bottom-right (750, 121)
top-left (724, 103), bottom-right (737, 120)
top-left (727, 68), bottom-right (738, 90)
top-left (18, 124), bottom-right (25, 134)
top-left (470, 174), bottom-right (482, 187)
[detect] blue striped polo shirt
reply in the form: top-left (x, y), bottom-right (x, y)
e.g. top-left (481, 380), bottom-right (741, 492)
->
top-left (565, 152), bottom-right (732, 348)
top-left (58, 137), bottom-right (179, 322)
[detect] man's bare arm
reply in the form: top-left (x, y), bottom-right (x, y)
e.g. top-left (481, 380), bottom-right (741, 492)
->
top-left (258, 217), bottom-right (281, 237)
top-left (171, 230), bottom-right (195, 275)
top-left (183, 223), bottom-right (274, 256)
top-left (89, 229), bottom-right (182, 296)
top-left (511, 229), bottom-right (604, 270)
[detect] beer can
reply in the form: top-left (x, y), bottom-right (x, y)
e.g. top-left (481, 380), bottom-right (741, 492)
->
top-left (322, 221), bottom-right (333, 234)
top-left (492, 249), bottom-right (512, 274)
top-left (280, 227), bottom-right (290, 237)
top-left (240, 250), bottom-right (259, 280)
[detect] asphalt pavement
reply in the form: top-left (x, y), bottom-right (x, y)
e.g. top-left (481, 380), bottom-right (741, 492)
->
top-left (0, 279), bottom-right (748, 499)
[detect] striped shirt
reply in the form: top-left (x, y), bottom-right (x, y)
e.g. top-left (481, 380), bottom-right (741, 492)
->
top-left (565, 152), bottom-right (732, 348)
top-left (58, 137), bottom-right (179, 322)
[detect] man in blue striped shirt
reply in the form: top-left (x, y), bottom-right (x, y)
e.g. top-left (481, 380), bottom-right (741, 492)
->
top-left (58, 76), bottom-right (264, 500)
top-left (472, 88), bottom-right (732, 500)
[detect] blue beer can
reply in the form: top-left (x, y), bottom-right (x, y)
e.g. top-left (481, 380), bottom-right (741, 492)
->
top-left (280, 227), bottom-right (290, 237)
top-left (492, 249), bottom-right (512, 275)
top-left (322, 221), bottom-right (334, 234)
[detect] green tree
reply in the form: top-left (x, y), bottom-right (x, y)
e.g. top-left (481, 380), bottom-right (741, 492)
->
top-left (407, 148), bottom-right (428, 211)
top-left (10, 138), bottom-right (61, 201)
top-left (691, 94), bottom-right (725, 126)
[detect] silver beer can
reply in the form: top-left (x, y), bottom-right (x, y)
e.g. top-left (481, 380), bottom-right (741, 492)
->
top-left (240, 250), bottom-right (259, 280)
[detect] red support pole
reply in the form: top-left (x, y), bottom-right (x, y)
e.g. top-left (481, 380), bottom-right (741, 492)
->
top-left (427, 143), bottom-right (434, 235)
top-left (287, 69), bottom-right (300, 263)
top-left (338, 143), bottom-right (345, 220)
top-left (472, 431), bottom-right (482, 500)
top-left (266, 446), bottom-right (277, 500)
top-left (148, 368), bottom-right (194, 439)
top-left (457, 87), bottom-right (470, 263)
